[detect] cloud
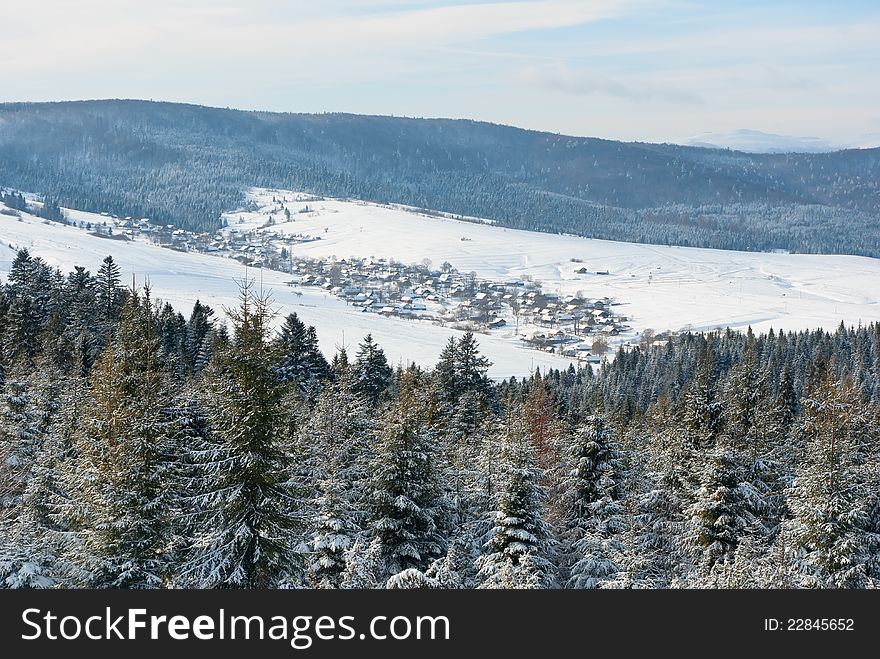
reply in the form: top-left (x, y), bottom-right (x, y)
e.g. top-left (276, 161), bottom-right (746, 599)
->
top-left (517, 63), bottom-right (703, 105)
top-left (0, 0), bottom-right (644, 76)
top-left (759, 66), bottom-right (820, 92)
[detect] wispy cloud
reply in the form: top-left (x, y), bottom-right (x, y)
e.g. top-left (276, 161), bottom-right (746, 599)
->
top-left (0, 0), bottom-right (644, 74)
top-left (1, 1), bottom-right (878, 145)
top-left (517, 63), bottom-right (703, 104)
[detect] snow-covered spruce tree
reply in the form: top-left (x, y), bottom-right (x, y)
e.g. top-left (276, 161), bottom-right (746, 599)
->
top-left (0, 360), bottom-right (44, 516)
top-left (433, 333), bottom-right (493, 535)
top-left (0, 347), bottom-right (69, 588)
top-left (95, 255), bottom-right (125, 336)
top-left (302, 366), bottom-right (373, 494)
top-left (310, 469), bottom-right (362, 588)
top-left (682, 340), bottom-right (724, 448)
top-left (784, 370), bottom-right (880, 588)
top-left (55, 289), bottom-right (175, 588)
top-left (441, 388), bottom-right (492, 526)
top-left (331, 347), bottom-right (350, 376)
top-left (619, 405), bottom-right (690, 587)
top-left (723, 337), bottom-right (786, 535)
top-left (184, 299), bottom-right (215, 375)
top-left (180, 280), bottom-right (303, 588)
top-left (339, 538), bottom-right (383, 589)
top-left (563, 413), bottom-right (626, 588)
top-left (385, 568), bottom-right (441, 589)
top-left (454, 331), bottom-right (492, 402)
top-left (351, 334), bottom-right (393, 407)
top-left (697, 526), bottom-right (777, 589)
top-left (3, 295), bottom-right (42, 367)
top-left (680, 341), bottom-right (769, 582)
top-left (161, 390), bottom-right (214, 576)
top-left (367, 369), bottom-right (448, 580)
top-left (476, 406), bottom-right (554, 589)
top-left (433, 336), bottom-right (459, 414)
top-left (425, 536), bottom-right (481, 588)
top-left (274, 313), bottom-right (329, 398)
top-left (306, 370), bottom-right (373, 587)
top-left (684, 446), bottom-right (763, 578)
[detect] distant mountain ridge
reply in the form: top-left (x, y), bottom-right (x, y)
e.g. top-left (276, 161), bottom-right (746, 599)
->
top-left (684, 129), bottom-right (844, 154)
top-left (1, 99), bottom-right (878, 256)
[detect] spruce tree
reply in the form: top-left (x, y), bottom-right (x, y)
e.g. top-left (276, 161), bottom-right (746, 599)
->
top-left (563, 413), bottom-right (626, 588)
top-left (476, 407), bottom-right (554, 588)
top-left (180, 280), bottom-right (302, 588)
top-left (275, 313), bottom-right (330, 396)
top-left (96, 255), bottom-right (124, 335)
top-left (352, 334), bottom-right (393, 406)
top-left (56, 289), bottom-right (175, 588)
top-left (367, 372), bottom-right (447, 579)
top-left (784, 371), bottom-right (880, 588)
top-left (305, 370), bottom-right (373, 587)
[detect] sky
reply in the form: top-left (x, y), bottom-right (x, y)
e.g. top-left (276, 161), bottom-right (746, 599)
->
top-left (3, 0), bottom-right (879, 148)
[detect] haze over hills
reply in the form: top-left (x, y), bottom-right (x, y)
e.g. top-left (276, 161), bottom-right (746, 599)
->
top-left (684, 129), bottom-right (842, 154)
top-left (1, 99), bottom-right (879, 256)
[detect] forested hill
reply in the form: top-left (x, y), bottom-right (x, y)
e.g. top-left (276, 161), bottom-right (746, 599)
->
top-left (1, 99), bottom-right (879, 256)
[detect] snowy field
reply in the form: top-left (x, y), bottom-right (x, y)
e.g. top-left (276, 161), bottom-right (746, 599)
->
top-left (4, 188), bottom-right (880, 377)
top-left (227, 188), bottom-right (880, 337)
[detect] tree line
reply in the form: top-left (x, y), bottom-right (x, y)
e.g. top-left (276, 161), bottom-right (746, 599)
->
top-left (0, 249), bottom-right (878, 588)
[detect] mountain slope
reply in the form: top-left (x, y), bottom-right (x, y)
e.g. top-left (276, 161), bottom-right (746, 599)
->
top-left (1, 99), bottom-right (878, 255)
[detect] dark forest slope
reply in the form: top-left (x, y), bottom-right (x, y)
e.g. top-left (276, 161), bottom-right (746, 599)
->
top-left (1, 100), bottom-right (878, 255)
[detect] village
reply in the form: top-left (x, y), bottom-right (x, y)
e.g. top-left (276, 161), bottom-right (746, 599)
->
top-left (53, 198), bottom-right (638, 364)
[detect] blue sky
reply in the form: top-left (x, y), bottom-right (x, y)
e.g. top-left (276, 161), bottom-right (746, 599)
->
top-left (3, 1), bottom-right (878, 146)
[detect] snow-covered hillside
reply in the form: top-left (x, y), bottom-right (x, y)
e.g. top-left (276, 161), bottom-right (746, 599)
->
top-left (225, 189), bottom-right (880, 337)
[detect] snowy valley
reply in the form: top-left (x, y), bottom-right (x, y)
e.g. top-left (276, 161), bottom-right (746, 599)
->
top-left (3, 187), bottom-right (880, 377)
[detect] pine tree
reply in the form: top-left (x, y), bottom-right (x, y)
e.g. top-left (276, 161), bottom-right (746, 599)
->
top-left (56, 289), bottom-right (175, 588)
top-left (476, 408), bottom-right (554, 588)
top-left (310, 469), bottom-right (361, 588)
top-left (185, 300), bottom-right (215, 375)
top-left (95, 255), bottom-right (124, 335)
top-left (352, 334), bottom-right (393, 406)
top-left (563, 414), bottom-right (626, 588)
top-left (180, 280), bottom-right (302, 588)
top-left (305, 371), bottom-right (373, 587)
top-left (367, 377), bottom-right (447, 579)
top-left (275, 313), bottom-right (330, 396)
top-left (784, 371), bottom-right (880, 588)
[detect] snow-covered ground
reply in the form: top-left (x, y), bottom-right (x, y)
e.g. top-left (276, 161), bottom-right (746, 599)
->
top-left (4, 187), bottom-right (880, 377)
top-left (227, 188), bottom-right (880, 336)
top-left (0, 208), bottom-right (570, 378)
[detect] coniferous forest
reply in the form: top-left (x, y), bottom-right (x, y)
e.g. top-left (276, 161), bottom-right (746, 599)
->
top-left (1, 248), bottom-right (879, 589)
top-left (2, 100), bottom-right (880, 257)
